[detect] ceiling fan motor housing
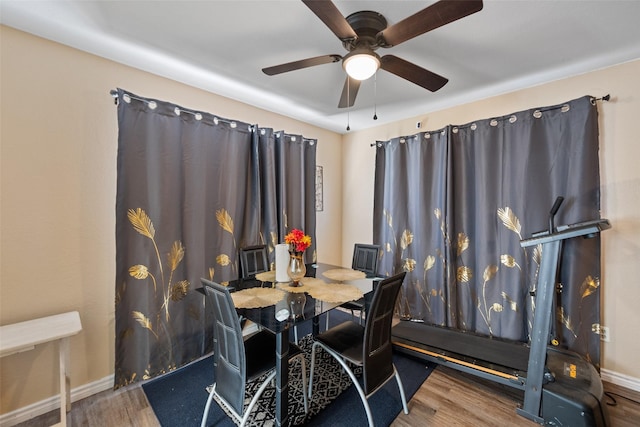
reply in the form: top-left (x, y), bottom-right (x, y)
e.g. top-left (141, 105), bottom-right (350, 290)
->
top-left (343, 10), bottom-right (388, 51)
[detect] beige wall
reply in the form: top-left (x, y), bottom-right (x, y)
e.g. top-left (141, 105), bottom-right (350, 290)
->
top-left (0, 26), bottom-right (342, 414)
top-left (341, 60), bottom-right (640, 380)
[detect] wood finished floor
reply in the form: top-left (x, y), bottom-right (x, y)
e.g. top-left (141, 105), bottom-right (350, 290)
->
top-left (14, 365), bottom-right (640, 427)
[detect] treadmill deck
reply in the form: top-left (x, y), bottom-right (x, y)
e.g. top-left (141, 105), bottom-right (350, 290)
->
top-left (392, 320), bottom-right (532, 388)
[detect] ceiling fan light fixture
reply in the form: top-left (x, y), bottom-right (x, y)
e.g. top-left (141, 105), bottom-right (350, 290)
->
top-left (343, 51), bottom-right (380, 80)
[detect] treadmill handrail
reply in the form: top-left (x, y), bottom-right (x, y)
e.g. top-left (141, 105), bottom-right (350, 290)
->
top-left (521, 218), bottom-right (610, 248)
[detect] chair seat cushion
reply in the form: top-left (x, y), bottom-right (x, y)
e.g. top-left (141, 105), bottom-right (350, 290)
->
top-left (244, 330), bottom-right (304, 380)
top-left (315, 320), bottom-right (364, 364)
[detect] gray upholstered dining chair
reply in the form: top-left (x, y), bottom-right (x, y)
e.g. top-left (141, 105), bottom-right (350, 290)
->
top-left (200, 279), bottom-right (308, 427)
top-left (239, 245), bottom-right (269, 278)
top-left (340, 243), bottom-right (381, 324)
top-left (238, 245), bottom-right (270, 333)
top-left (351, 243), bottom-right (381, 277)
top-left (308, 271), bottom-right (408, 427)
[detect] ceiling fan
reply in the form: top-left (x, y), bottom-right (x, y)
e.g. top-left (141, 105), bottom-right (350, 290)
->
top-left (262, 0), bottom-right (483, 108)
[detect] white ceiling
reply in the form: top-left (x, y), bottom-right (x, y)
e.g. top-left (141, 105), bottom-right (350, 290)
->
top-left (2, 0), bottom-right (640, 134)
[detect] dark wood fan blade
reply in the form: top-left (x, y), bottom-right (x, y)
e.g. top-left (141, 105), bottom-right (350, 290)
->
top-left (379, 0), bottom-right (483, 47)
top-left (262, 54), bottom-right (342, 75)
top-left (302, 0), bottom-right (357, 41)
top-left (338, 76), bottom-right (361, 108)
top-left (380, 55), bottom-right (448, 92)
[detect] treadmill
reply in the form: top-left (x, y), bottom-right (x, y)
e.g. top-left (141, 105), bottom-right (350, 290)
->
top-left (392, 198), bottom-right (611, 426)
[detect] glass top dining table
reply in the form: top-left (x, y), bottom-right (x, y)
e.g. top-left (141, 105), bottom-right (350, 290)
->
top-left (230, 263), bottom-right (376, 334)
top-left (203, 262), bottom-right (380, 427)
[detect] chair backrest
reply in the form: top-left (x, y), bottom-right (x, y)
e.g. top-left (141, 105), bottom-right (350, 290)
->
top-left (352, 244), bottom-right (380, 277)
top-left (362, 271), bottom-right (406, 395)
top-left (200, 278), bottom-right (247, 416)
top-left (239, 245), bottom-right (269, 278)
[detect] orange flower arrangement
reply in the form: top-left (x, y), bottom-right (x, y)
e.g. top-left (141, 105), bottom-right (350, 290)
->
top-left (285, 228), bottom-right (312, 253)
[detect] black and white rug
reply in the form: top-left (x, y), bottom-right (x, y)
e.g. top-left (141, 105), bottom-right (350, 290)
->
top-left (209, 334), bottom-right (361, 426)
top-left (143, 311), bottom-right (434, 427)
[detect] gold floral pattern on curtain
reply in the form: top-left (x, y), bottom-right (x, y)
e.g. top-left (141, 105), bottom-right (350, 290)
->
top-left (114, 89), bottom-right (316, 388)
top-left (374, 95), bottom-right (602, 366)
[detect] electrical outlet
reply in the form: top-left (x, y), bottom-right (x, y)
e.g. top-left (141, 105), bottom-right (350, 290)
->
top-left (601, 326), bottom-right (610, 342)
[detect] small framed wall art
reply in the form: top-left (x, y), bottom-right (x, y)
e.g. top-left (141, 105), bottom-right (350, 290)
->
top-left (315, 165), bottom-right (323, 211)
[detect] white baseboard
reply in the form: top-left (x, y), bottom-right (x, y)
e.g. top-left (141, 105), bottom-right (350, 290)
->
top-left (2, 368), bottom-right (637, 426)
top-left (0, 375), bottom-right (113, 427)
top-left (601, 368), bottom-right (640, 393)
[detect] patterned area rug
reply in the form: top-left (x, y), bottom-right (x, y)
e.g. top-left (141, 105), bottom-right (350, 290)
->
top-left (143, 311), bottom-right (434, 427)
top-left (209, 334), bottom-right (361, 426)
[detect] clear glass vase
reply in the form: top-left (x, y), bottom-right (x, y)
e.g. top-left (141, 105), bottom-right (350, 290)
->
top-left (287, 251), bottom-right (306, 286)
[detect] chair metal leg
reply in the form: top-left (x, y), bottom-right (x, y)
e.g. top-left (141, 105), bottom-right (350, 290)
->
top-left (310, 341), bottom-right (408, 426)
top-left (200, 383), bottom-right (217, 427)
top-left (344, 305), bottom-right (365, 325)
top-left (308, 342), bottom-right (319, 398)
top-left (203, 372), bottom-right (278, 427)
top-left (393, 366), bottom-right (409, 414)
top-left (240, 371), bottom-right (277, 427)
top-left (350, 308), bottom-right (365, 325)
top-left (316, 343), bottom-right (375, 426)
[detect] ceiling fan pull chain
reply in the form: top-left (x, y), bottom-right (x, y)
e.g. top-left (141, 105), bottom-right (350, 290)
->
top-left (346, 80), bottom-right (351, 131)
top-left (373, 71), bottom-right (378, 120)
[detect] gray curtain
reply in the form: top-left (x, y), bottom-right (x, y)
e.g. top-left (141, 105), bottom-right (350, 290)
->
top-left (114, 89), bottom-right (316, 388)
top-left (254, 129), bottom-right (318, 263)
top-left (374, 95), bottom-right (602, 366)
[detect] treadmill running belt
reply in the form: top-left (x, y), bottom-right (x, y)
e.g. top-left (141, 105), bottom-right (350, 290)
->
top-left (392, 321), bottom-right (531, 372)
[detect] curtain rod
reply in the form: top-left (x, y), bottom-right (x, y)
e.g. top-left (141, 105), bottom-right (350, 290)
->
top-left (110, 89), bottom-right (243, 127)
top-left (370, 94), bottom-right (611, 147)
top-left (592, 94), bottom-right (610, 103)
top-left (109, 90), bottom-right (317, 143)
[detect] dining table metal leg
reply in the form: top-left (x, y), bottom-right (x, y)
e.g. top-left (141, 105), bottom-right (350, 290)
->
top-left (275, 330), bottom-right (290, 427)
